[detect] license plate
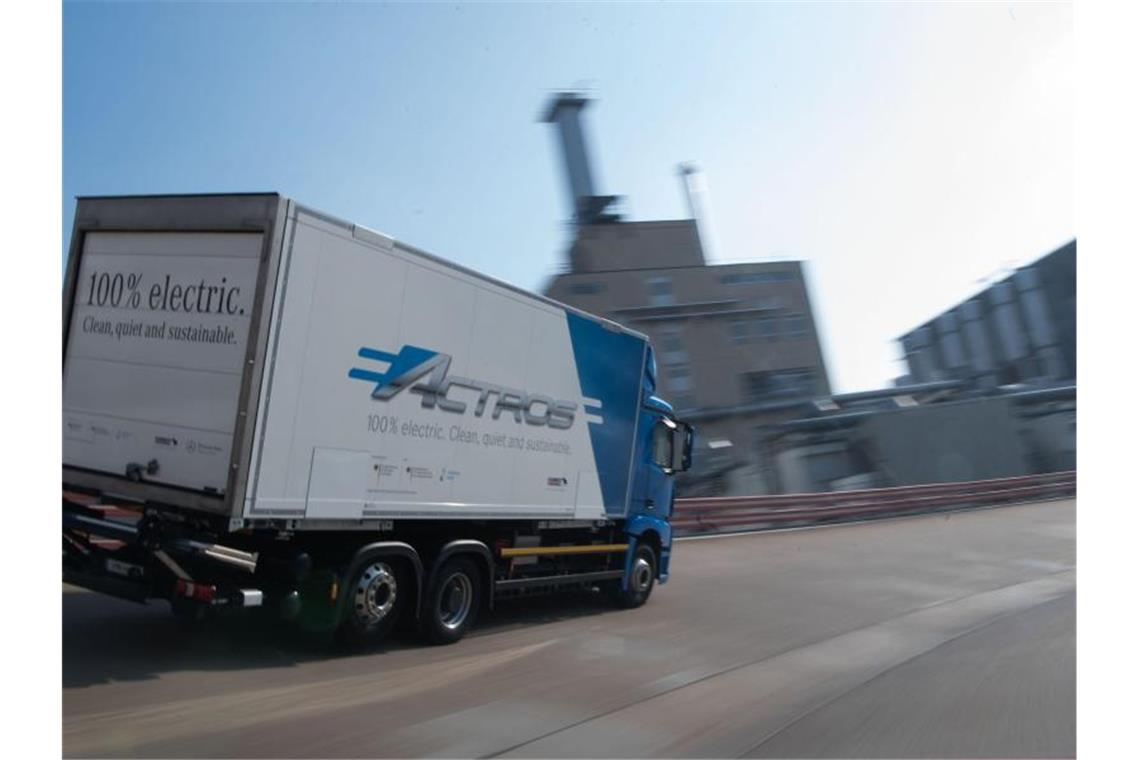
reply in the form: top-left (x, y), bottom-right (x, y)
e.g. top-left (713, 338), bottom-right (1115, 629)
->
top-left (105, 558), bottom-right (145, 580)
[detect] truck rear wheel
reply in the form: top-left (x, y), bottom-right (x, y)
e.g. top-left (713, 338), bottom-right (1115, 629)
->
top-left (337, 559), bottom-right (405, 648)
top-left (421, 557), bottom-right (482, 645)
top-left (609, 542), bottom-right (656, 609)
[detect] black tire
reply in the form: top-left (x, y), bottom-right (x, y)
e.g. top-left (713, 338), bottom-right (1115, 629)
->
top-left (336, 558), bottom-right (406, 648)
top-left (420, 556), bottom-right (483, 645)
top-left (608, 542), bottom-right (657, 609)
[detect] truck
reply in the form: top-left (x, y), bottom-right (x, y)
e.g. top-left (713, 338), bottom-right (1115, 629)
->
top-left (62, 193), bottom-right (694, 646)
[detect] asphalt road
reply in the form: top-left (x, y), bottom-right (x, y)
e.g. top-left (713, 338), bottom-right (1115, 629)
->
top-left (63, 499), bottom-right (1075, 758)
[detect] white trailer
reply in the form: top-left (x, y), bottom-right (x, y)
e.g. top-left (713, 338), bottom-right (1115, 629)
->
top-left (63, 194), bottom-right (693, 646)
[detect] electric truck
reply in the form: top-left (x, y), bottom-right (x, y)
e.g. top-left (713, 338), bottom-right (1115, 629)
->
top-left (62, 193), bottom-right (694, 646)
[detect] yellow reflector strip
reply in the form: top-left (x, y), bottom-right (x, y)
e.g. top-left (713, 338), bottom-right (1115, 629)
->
top-left (500, 543), bottom-right (628, 558)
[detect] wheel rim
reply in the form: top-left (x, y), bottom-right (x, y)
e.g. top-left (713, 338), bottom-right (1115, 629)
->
top-left (439, 572), bottom-right (473, 631)
top-left (632, 556), bottom-right (653, 593)
top-left (354, 562), bottom-right (397, 626)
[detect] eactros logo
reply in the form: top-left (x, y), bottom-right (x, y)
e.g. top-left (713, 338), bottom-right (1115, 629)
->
top-left (349, 345), bottom-right (578, 429)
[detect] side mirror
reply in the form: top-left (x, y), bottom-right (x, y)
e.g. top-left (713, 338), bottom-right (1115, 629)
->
top-left (671, 422), bottom-right (694, 472)
top-left (652, 419), bottom-right (675, 472)
top-left (653, 419), bottom-right (695, 474)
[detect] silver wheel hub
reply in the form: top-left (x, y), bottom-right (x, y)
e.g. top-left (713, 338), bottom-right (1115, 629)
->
top-left (439, 572), bottom-right (473, 631)
top-left (632, 556), bottom-right (653, 593)
top-left (354, 562), bottom-right (397, 626)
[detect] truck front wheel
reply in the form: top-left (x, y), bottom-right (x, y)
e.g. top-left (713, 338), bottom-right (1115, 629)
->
top-left (420, 557), bottom-right (483, 645)
top-left (337, 559), bottom-right (405, 648)
top-left (609, 542), bottom-right (657, 609)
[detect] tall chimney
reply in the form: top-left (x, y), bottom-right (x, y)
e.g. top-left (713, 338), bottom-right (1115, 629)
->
top-left (678, 162), bottom-right (702, 220)
top-left (542, 92), bottom-right (620, 225)
top-left (678, 162), bottom-right (709, 259)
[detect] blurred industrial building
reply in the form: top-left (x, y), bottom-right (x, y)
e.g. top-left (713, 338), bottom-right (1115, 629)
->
top-left (540, 93), bottom-right (1075, 496)
top-left (541, 93), bottom-right (833, 495)
top-left (898, 241), bottom-right (1076, 387)
top-left (762, 242), bottom-right (1076, 494)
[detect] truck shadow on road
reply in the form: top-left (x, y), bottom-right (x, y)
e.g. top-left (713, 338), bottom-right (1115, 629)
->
top-left (63, 587), bottom-right (620, 689)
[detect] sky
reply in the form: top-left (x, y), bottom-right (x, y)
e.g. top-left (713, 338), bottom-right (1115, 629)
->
top-left (63, 1), bottom-right (1074, 393)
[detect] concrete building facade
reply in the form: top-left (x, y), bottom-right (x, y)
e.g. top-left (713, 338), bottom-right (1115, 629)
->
top-left (761, 383), bottom-right (1075, 493)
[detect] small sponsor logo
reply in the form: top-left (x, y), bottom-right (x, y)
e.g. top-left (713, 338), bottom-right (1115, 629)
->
top-left (547, 477), bottom-right (568, 487)
top-left (405, 465), bottom-right (435, 480)
top-left (154, 435), bottom-right (179, 447)
top-left (185, 440), bottom-right (222, 455)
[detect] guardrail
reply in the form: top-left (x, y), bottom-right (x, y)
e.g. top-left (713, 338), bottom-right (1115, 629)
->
top-left (672, 470), bottom-right (1075, 536)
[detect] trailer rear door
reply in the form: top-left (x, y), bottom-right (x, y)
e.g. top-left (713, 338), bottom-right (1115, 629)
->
top-left (63, 231), bottom-right (263, 495)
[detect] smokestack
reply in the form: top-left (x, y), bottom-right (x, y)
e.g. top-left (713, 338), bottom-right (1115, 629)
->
top-left (678, 163), bottom-right (702, 220)
top-left (542, 92), bottom-right (621, 225)
top-left (678, 162), bottom-right (709, 258)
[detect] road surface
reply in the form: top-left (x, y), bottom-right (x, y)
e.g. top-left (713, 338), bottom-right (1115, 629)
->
top-left (63, 499), bottom-right (1075, 758)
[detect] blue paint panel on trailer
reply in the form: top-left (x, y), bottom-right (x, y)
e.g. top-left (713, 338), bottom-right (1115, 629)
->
top-left (565, 312), bottom-right (646, 515)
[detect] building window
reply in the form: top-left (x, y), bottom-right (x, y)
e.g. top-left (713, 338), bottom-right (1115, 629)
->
top-left (784, 315), bottom-right (807, 337)
top-left (719, 271), bottom-right (794, 285)
top-left (726, 312), bottom-right (810, 344)
top-left (728, 319), bottom-right (749, 344)
top-left (666, 364), bottom-right (693, 393)
top-left (741, 368), bottom-right (817, 402)
top-left (567, 281), bottom-right (604, 296)
top-left (659, 325), bottom-right (684, 353)
top-left (742, 372), bottom-right (765, 402)
top-left (646, 276), bottom-right (675, 306)
top-left (753, 426), bottom-right (767, 454)
top-left (657, 325), bottom-right (689, 366)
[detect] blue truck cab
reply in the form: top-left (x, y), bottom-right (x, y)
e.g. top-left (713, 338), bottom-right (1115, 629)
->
top-left (623, 347), bottom-right (695, 590)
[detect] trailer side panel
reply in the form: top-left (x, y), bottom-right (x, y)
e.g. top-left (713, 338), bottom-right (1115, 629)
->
top-left (245, 208), bottom-right (646, 522)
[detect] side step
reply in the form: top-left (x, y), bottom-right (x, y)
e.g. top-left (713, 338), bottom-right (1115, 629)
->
top-left (495, 569), bottom-right (624, 592)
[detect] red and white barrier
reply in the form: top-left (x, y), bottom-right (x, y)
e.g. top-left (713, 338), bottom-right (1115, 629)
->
top-left (672, 471), bottom-right (1075, 535)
